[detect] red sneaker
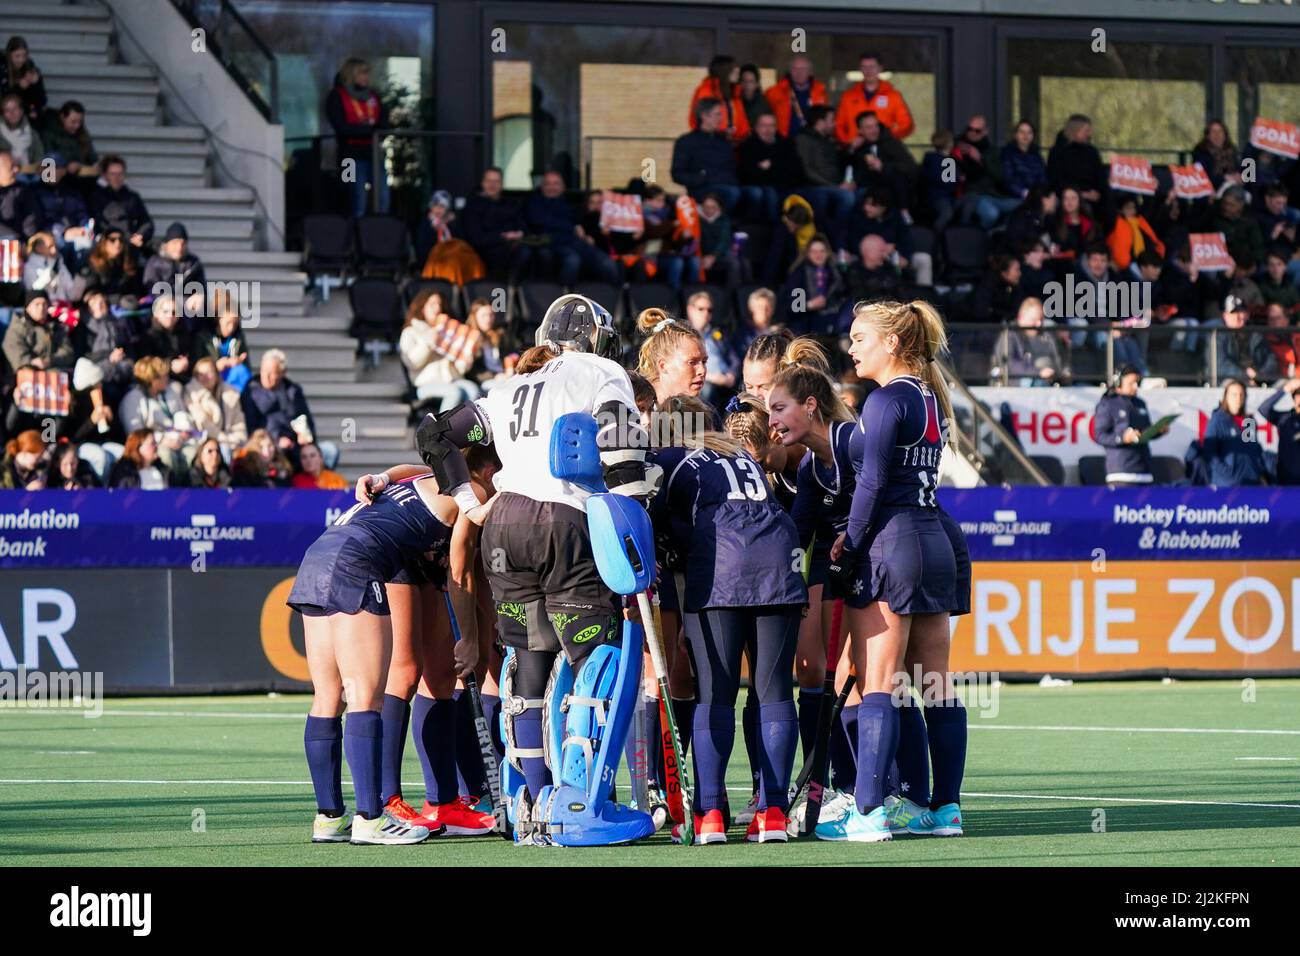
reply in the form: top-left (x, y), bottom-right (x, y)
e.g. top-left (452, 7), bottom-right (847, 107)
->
top-left (745, 806), bottom-right (789, 844)
top-left (671, 808), bottom-right (726, 845)
top-left (385, 795), bottom-right (445, 835)
top-left (419, 799), bottom-right (496, 836)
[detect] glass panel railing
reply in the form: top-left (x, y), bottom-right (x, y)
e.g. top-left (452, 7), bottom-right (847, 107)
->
top-left (171, 0), bottom-right (278, 121)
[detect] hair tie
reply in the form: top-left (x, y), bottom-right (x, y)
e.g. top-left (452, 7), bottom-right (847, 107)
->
top-left (725, 395), bottom-right (751, 415)
top-left (925, 355), bottom-right (935, 364)
top-left (652, 318), bottom-right (674, 335)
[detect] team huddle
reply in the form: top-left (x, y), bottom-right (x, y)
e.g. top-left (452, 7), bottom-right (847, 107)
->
top-left (287, 291), bottom-right (970, 848)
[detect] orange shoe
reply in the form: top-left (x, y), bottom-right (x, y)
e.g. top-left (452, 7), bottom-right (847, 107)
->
top-left (745, 806), bottom-right (789, 844)
top-left (671, 808), bottom-right (727, 845)
top-left (385, 795), bottom-right (445, 836)
top-left (419, 799), bottom-right (496, 836)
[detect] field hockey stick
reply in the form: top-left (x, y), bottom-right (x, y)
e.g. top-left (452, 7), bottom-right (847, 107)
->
top-left (790, 667), bottom-right (854, 808)
top-left (641, 588), bottom-right (693, 846)
top-left (443, 590), bottom-right (511, 840)
top-left (798, 596), bottom-right (845, 836)
top-left (651, 589), bottom-right (684, 827)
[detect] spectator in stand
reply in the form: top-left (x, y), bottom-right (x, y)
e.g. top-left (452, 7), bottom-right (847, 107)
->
top-left (1255, 184), bottom-right (1298, 270)
top-left (416, 189), bottom-right (485, 285)
top-left (1150, 188), bottom-right (1191, 261)
top-left (460, 167), bottom-right (531, 283)
top-left (0, 92), bottom-right (42, 176)
top-left (292, 441), bottom-right (348, 489)
top-left (23, 231), bottom-right (82, 302)
top-left (834, 51), bottom-right (914, 144)
top-left (188, 436), bottom-right (232, 489)
top-left (1192, 120), bottom-right (1242, 191)
top-left (399, 289), bottom-right (480, 410)
top-left (466, 297), bottom-right (517, 395)
top-left (192, 303), bottom-right (251, 392)
top-left (1064, 244), bottom-right (1119, 352)
top-left (1, 429), bottom-right (46, 489)
top-left (847, 110), bottom-right (918, 212)
top-left (687, 55), bottom-right (749, 142)
top-left (42, 101), bottom-right (98, 187)
top-left (1187, 379), bottom-right (1267, 486)
top-left (325, 56), bottom-right (388, 218)
top-left (1211, 186), bottom-right (1265, 267)
top-left (697, 192), bottom-right (742, 287)
top-left (921, 128), bottom-right (961, 232)
top-left (1045, 186), bottom-right (1095, 263)
top-left (33, 152), bottom-right (91, 266)
top-left (765, 55), bottom-right (827, 139)
top-left (734, 287), bottom-right (779, 355)
top-left (1018, 237), bottom-right (1054, 300)
top-left (793, 104), bottom-right (855, 251)
top-left (0, 148), bottom-right (38, 247)
top-left (738, 112), bottom-right (802, 224)
top-left (1107, 194), bottom-right (1165, 274)
top-left (1093, 365), bottom-right (1163, 486)
top-left (992, 297), bottom-right (1063, 387)
top-left (843, 233), bottom-right (902, 310)
top-left (1198, 252), bottom-right (1262, 321)
top-left (969, 254), bottom-right (1023, 324)
top-left (118, 355), bottom-right (193, 472)
top-left (1260, 247), bottom-right (1299, 312)
top-left (673, 97), bottom-right (754, 216)
top-left (1205, 294), bottom-right (1279, 387)
top-left (80, 227), bottom-right (142, 305)
top-left (72, 288), bottom-right (135, 402)
top-left (525, 169), bottom-right (619, 286)
top-left (1264, 303), bottom-right (1299, 380)
top-left (184, 356), bottom-right (248, 460)
top-left (231, 428), bottom-right (294, 488)
top-left (763, 192), bottom-right (816, 284)
top-left (1047, 114), bottom-right (1105, 208)
top-left (240, 348), bottom-right (319, 455)
top-left (780, 233), bottom-right (845, 337)
top-left (1259, 376), bottom-right (1300, 484)
top-left (845, 187), bottom-right (928, 284)
top-left (1006, 187), bottom-right (1057, 258)
top-left (1, 38), bottom-right (46, 127)
top-left (139, 295), bottom-right (193, 382)
top-left (142, 222), bottom-right (205, 307)
top-left (631, 184), bottom-right (694, 288)
top-left (1139, 250), bottom-right (1198, 354)
top-left (1000, 119), bottom-right (1047, 202)
top-left (955, 114), bottom-right (1019, 229)
top-left (46, 443), bottom-right (100, 490)
top-left (91, 155), bottom-right (153, 251)
top-left (3, 289), bottom-right (75, 385)
top-left (737, 64), bottom-right (773, 133)
top-left (685, 290), bottom-right (739, 408)
top-left (1156, 246), bottom-right (1205, 338)
top-left (108, 428), bottom-right (173, 489)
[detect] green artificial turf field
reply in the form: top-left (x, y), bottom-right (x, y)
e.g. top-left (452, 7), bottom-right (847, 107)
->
top-left (2, 680), bottom-right (1298, 867)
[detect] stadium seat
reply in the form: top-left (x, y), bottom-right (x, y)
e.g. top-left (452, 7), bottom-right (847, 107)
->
top-left (402, 278), bottom-right (460, 316)
top-left (940, 226), bottom-right (988, 286)
top-left (628, 282), bottom-right (682, 320)
top-left (1077, 455), bottom-right (1108, 486)
top-left (302, 213), bottom-right (353, 301)
top-left (1151, 456), bottom-right (1186, 484)
top-left (462, 279), bottom-right (513, 325)
top-left (348, 278), bottom-right (403, 367)
top-left (684, 283), bottom-right (734, 331)
top-left (911, 225), bottom-right (935, 258)
top-left (572, 281), bottom-right (626, 331)
top-left (518, 280), bottom-right (566, 332)
top-left (1065, 345), bottom-right (1107, 386)
top-left (356, 215), bottom-right (411, 278)
top-left (1030, 455), bottom-right (1066, 486)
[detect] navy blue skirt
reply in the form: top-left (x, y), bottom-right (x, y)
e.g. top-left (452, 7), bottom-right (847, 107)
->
top-left (936, 508), bottom-right (971, 617)
top-left (288, 529), bottom-right (390, 617)
top-left (847, 507), bottom-right (956, 615)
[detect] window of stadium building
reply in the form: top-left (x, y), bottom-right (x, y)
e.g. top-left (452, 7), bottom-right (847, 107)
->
top-left (225, 0), bottom-right (434, 160)
top-left (1223, 46), bottom-right (1300, 151)
top-left (1008, 39), bottom-right (1209, 166)
top-left (729, 30), bottom-right (940, 160)
top-left (490, 23), bottom-right (714, 191)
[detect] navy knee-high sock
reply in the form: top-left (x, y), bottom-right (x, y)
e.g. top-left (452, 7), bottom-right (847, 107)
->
top-left (854, 694), bottom-right (899, 815)
top-left (343, 710), bottom-right (383, 819)
top-left (834, 705), bottom-right (858, 794)
top-left (514, 706), bottom-right (549, 800)
top-left (412, 695), bottom-right (459, 806)
top-left (758, 700), bottom-right (798, 812)
top-left (691, 704), bottom-right (735, 812)
top-left (895, 698), bottom-right (932, 806)
top-left (741, 690), bottom-right (761, 793)
top-left (644, 696), bottom-right (663, 789)
top-left (925, 700), bottom-right (967, 808)
top-left (304, 715), bottom-right (343, 815)
top-left (797, 688), bottom-right (823, 761)
top-left (452, 689), bottom-right (490, 798)
top-left (481, 693), bottom-right (503, 760)
top-left (379, 694), bottom-right (410, 804)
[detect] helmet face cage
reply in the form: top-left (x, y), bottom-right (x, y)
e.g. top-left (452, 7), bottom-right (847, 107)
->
top-left (537, 294), bottom-right (619, 359)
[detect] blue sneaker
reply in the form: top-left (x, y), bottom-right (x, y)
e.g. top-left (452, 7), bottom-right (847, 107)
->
top-left (883, 794), bottom-right (927, 834)
top-left (814, 803), bottom-right (892, 842)
top-left (906, 802), bottom-right (963, 837)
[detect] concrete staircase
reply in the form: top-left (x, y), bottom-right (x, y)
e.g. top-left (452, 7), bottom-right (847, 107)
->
top-left (10, 0), bottom-right (412, 478)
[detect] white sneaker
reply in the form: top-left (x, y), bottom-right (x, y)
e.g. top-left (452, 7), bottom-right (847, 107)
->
top-left (821, 788), bottom-right (856, 821)
top-left (311, 810), bottom-right (351, 843)
top-left (349, 809), bottom-right (430, 845)
top-left (734, 793), bottom-right (760, 827)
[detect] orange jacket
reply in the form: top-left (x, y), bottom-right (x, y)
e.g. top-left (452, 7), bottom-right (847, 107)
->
top-left (688, 77), bottom-right (750, 142)
top-left (764, 76), bottom-right (829, 137)
top-left (1106, 214), bottom-right (1165, 271)
top-left (834, 78), bottom-right (913, 145)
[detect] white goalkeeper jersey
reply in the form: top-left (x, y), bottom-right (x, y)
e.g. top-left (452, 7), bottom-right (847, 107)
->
top-left (475, 351), bottom-right (638, 512)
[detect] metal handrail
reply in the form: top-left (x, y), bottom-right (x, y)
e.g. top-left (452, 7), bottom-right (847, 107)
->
top-left (168, 0), bottom-right (278, 121)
